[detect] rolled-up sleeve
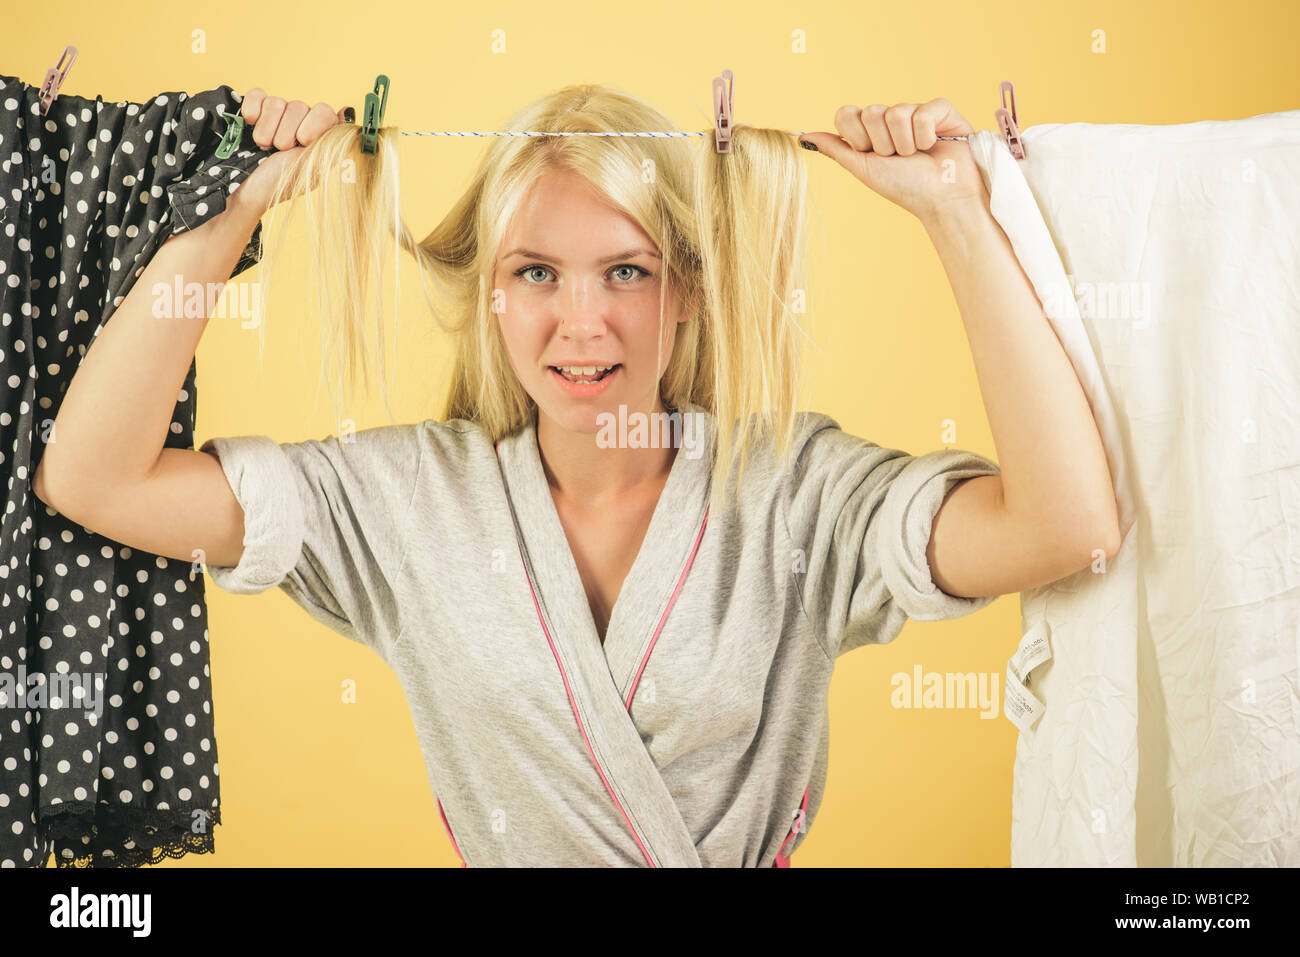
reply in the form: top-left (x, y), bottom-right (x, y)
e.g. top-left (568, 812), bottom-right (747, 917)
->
top-left (198, 426), bottom-right (423, 653)
top-left (869, 449), bottom-right (1003, 621)
top-left (200, 435), bottom-right (306, 594)
top-left (783, 415), bottom-right (1002, 659)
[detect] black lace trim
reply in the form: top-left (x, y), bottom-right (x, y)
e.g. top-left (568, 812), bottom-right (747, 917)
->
top-left (37, 801), bottom-right (222, 869)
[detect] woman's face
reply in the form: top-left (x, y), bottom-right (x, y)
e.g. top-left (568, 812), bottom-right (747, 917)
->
top-left (492, 168), bottom-right (691, 436)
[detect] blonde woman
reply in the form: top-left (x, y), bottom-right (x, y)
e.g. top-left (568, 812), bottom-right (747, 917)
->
top-left (34, 84), bottom-right (1120, 867)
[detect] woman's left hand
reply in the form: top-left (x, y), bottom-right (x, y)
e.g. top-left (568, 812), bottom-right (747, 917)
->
top-left (799, 99), bottom-right (987, 222)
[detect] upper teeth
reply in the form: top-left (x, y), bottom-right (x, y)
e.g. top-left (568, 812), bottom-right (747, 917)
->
top-left (558, 365), bottom-right (613, 375)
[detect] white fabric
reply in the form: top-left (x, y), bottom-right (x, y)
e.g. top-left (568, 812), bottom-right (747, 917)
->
top-left (968, 111), bottom-right (1300, 866)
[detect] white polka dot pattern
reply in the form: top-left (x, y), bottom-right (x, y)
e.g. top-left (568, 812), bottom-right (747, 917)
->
top-left (0, 73), bottom-right (272, 868)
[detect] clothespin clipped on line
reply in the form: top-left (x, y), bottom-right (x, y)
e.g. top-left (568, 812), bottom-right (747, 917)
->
top-left (995, 80), bottom-right (1025, 160)
top-left (361, 74), bottom-right (390, 155)
top-left (215, 111), bottom-right (246, 160)
top-left (713, 69), bottom-right (734, 153)
top-left (38, 45), bottom-right (77, 117)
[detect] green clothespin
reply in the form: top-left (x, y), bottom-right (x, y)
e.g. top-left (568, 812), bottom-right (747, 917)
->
top-left (215, 111), bottom-right (245, 160)
top-left (360, 74), bottom-right (389, 155)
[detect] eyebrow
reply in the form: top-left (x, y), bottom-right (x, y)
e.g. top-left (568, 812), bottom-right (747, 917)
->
top-left (501, 247), bottom-right (662, 265)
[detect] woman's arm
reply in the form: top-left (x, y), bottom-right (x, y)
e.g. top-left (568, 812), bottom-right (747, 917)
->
top-left (33, 200), bottom-right (261, 567)
top-left (34, 91), bottom-right (346, 569)
top-left (920, 194), bottom-right (1121, 598)
top-left (801, 99), bottom-right (1121, 598)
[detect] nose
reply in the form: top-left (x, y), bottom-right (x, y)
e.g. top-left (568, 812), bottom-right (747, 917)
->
top-left (556, 275), bottom-right (608, 342)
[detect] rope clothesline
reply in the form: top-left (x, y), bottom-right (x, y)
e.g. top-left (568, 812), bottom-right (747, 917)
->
top-left (394, 130), bottom-right (972, 141)
top-left (348, 72), bottom-right (981, 151)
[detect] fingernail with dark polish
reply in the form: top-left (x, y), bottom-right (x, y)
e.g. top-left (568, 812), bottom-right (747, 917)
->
top-left (799, 139), bottom-right (819, 152)
top-left (344, 106), bottom-right (355, 124)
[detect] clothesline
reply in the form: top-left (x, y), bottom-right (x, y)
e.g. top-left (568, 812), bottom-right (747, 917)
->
top-left (393, 130), bottom-right (972, 141)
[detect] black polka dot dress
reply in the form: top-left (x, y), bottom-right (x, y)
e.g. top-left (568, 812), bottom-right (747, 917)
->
top-left (0, 73), bottom-right (272, 866)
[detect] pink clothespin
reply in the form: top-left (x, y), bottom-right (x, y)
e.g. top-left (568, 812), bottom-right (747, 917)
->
top-left (996, 80), bottom-right (1025, 160)
top-left (713, 69), bottom-right (734, 154)
top-left (39, 45), bottom-right (78, 117)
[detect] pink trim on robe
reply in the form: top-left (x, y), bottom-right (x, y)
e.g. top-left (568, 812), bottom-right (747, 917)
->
top-left (519, 546), bottom-right (659, 867)
top-left (773, 786), bottom-right (810, 867)
top-left (625, 507), bottom-right (711, 710)
top-left (437, 796), bottom-right (467, 868)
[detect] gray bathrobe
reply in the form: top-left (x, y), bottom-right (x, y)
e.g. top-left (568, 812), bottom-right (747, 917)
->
top-left (201, 402), bottom-right (999, 866)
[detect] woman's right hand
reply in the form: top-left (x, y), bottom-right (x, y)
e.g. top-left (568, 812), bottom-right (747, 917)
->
top-left (231, 89), bottom-right (352, 217)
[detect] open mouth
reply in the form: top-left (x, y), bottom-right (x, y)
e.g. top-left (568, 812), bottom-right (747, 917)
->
top-left (549, 364), bottom-right (621, 384)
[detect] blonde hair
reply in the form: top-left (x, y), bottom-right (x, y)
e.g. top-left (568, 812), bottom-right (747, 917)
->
top-left (251, 83), bottom-right (810, 506)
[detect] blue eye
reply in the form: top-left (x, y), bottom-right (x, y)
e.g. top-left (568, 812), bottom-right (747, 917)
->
top-left (516, 265), bottom-right (552, 283)
top-left (611, 264), bottom-right (650, 282)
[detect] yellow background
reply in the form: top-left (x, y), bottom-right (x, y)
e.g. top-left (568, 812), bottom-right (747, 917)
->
top-left (6, 0), bottom-right (1298, 867)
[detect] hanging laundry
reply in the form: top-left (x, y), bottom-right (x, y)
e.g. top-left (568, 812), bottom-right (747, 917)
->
top-left (968, 110), bottom-right (1300, 866)
top-left (0, 72), bottom-right (272, 867)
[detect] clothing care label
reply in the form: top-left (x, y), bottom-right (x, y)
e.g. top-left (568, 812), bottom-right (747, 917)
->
top-left (1003, 622), bottom-right (1052, 732)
